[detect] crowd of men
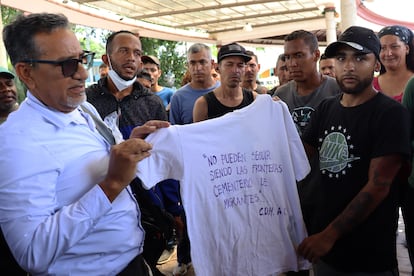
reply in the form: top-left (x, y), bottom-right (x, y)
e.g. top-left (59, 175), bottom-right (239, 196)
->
top-left (0, 11), bottom-right (413, 276)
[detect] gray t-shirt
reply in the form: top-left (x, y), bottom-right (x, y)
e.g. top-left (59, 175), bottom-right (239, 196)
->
top-left (274, 76), bottom-right (341, 233)
top-left (275, 76), bottom-right (340, 136)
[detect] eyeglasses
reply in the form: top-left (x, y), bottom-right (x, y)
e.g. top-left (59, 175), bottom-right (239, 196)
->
top-left (21, 51), bottom-right (95, 78)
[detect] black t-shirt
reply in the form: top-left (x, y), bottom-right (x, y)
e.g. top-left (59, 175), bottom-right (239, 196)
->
top-left (303, 92), bottom-right (411, 272)
top-left (203, 88), bottom-right (254, 119)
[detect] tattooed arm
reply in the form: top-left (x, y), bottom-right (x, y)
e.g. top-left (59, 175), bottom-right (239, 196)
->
top-left (297, 154), bottom-right (403, 263)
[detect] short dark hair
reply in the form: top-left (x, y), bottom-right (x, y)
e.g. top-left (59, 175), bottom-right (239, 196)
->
top-left (106, 30), bottom-right (139, 54)
top-left (276, 54), bottom-right (285, 67)
top-left (285, 30), bottom-right (319, 52)
top-left (3, 13), bottom-right (69, 66)
top-left (246, 50), bottom-right (259, 64)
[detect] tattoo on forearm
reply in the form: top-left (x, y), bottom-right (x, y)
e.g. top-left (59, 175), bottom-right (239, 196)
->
top-left (332, 165), bottom-right (392, 235)
top-left (332, 192), bottom-right (373, 235)
top-left (372, 169), bottom-right (392, 188)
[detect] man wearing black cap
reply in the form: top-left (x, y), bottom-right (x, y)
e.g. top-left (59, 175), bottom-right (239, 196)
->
top-left (193, 42), bottom-right (257, 122)
top-left (0, 67), bottom-right (18, 124)
top-left (298, 26), bottom-right (411, 275)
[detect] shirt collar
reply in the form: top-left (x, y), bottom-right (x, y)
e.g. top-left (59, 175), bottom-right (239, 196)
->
top-left (26, 91), bottom-right (89, 129)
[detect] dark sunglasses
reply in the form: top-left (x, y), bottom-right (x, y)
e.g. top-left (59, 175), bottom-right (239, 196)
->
top-left (21, 51), bottom-right (95, 78)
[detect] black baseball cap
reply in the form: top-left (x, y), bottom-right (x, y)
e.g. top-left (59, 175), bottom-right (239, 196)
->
top-left (325, 26), bottom-right (380, 59)
top-left (217, 43), bottom-right (252, 63)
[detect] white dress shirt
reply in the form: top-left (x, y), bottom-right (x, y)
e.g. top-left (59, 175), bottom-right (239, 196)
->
top-left (0, 92), bottom-right (144, 275)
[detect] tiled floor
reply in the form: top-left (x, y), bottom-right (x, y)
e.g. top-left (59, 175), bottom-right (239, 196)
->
top-left (397, 209), bottom-right (413, 276)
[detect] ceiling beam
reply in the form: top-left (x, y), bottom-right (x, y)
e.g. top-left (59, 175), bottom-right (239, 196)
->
top-left (72, 0), bottom-right (97, 3)
top-left (176, 7), bottom-right (319, 28)
top-left (132, 0), bottom-right (286, 20)
top-left (213, 17), bottom-right (326, 44)
top-left (210, 15), bottom-right (324, 35)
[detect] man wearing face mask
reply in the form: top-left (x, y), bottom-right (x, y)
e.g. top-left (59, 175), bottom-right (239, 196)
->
top-left (86, 30), bottom-right (167, 139)
top-left (86, 32), bottom-right (169, 275)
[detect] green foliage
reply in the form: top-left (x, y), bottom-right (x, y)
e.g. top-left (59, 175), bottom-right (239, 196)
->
top-left (141, 37), bottom-right (187, 88)
top-left (1, 6), bottom-right (21, 25)
top-left (1, 7), bottom-right (25, 102)
top-left (72, 24), bottom-right (110, 57)
top-left (0, 6), bottom-right (187, 91)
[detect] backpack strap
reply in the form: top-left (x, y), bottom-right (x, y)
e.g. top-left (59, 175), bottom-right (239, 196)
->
top-left (80, 104), bottom-right (116, 145)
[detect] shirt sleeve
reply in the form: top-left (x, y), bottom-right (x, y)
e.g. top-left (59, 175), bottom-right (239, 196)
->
top-left (403, 77), bottom-right (414, 186)
top-left (0, 141), bottom-right (112, 273)
top-left (279, 101), bottom-right (311, 181)
top-left (403, 77), bottom-right (414, 138)
top-left (152, 95), bottom-right (168, 121)
top-left (169, 93), bottom-right (180, 124)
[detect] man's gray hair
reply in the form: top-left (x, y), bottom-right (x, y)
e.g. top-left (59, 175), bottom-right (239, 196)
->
top-left (187, 43), bottom-right (212, 62)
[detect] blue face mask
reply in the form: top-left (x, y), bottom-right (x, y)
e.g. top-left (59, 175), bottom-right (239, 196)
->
top-left (107, 56), bottom-right (136, 91)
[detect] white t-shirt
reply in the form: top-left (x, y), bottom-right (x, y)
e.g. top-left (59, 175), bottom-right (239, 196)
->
top-left (138, 95), bottom-right (311, 276)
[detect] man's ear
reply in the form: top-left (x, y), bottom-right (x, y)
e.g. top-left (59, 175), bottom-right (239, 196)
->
top-left (314, 49), bottom-right (321, 62)
top-left (15, 62), bottom-right (35, 91)
top-left (102, 54), bottom-right (110, 66)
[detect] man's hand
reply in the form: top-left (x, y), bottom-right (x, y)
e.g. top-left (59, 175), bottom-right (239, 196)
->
top-left (272, 95), bottom-right (281, 101)
top-left (297, 155), bottom-right (403, 264)
top-left (130, 120), bottom-right (170, 139)
top-left (100, 138), bottom-right (152, 202)
top-left (297, 228), bottom-right (337, 263)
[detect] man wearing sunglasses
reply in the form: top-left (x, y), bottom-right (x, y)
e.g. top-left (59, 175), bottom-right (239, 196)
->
top-left (0, 13), bottom-right (166, 275)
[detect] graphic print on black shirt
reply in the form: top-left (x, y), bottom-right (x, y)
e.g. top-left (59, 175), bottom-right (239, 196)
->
top-left (318, 125), bottom-right (360, 178)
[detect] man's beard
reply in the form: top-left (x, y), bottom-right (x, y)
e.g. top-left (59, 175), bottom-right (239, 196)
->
top-left (338, 75), bottom-right (373, 95)
top-left (66, 93), bottom-right (86, 108)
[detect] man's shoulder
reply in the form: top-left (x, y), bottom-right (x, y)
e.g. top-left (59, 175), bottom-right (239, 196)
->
top-left (376, 92), bottom-right (408, 112)
top-left (85, 83), bottom-right (100, 94)
top-left (133, 87), bottom-right (164, 106)
top-left (321, 76), bottom-right (339, 87)
top-left (175, 84), bottom-right (191, 94)
top-left (171, 85), bottom-right (193, 103)
top-left (0, 100), bottom-right (60, 140)
top-left (131, 83), bottom-right (154, 97)
top-left (275, 81), bottom-right (295, 95)
top-left (86, 79), bottom-right (109, 99)
top-left (161, 87), bottom-right (175, 94)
